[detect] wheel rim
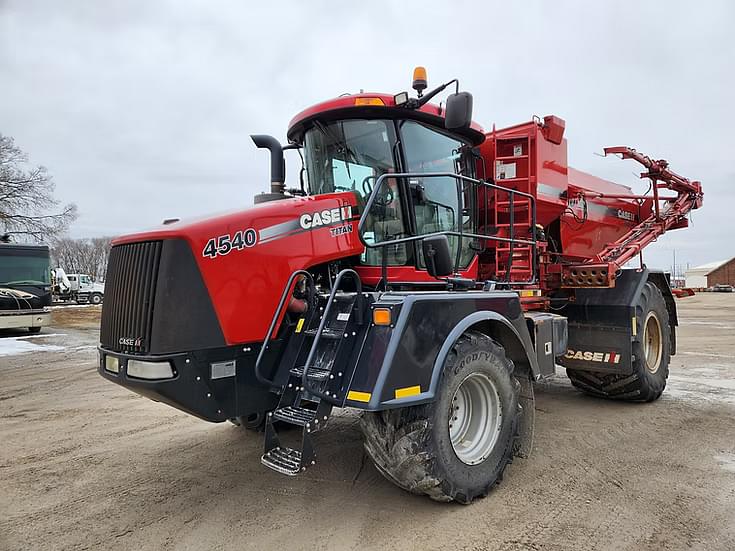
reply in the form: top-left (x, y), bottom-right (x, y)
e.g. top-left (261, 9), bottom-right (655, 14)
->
top-left (449, 372), bottom-right (502, 465)
top-left (643, 312), bottom-right (663, 374)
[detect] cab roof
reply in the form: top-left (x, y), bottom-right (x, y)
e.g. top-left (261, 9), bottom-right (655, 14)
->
top-left (287, 93), bottom-right (486, 146)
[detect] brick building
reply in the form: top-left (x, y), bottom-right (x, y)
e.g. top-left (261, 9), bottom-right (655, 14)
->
top-left (706, 256), bottom-right (735, 287)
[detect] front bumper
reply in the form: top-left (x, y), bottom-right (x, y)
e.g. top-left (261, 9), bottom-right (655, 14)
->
top-left (98, 345), bottom-right (278, 422)
top-left (0, 310), bottom-right (51, 330)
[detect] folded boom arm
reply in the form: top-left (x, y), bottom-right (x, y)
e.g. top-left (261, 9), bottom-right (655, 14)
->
top-left (561, 147), bottom-right (703, 287)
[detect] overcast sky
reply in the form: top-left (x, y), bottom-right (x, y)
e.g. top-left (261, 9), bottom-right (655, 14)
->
top-left (1, 1), bottom-right (733, 271)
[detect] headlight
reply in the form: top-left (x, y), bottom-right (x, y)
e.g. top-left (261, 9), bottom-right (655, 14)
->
top-left (127, 360), bottom-right (174, 380)
top-left (104, 355), bottom-right (120, 374)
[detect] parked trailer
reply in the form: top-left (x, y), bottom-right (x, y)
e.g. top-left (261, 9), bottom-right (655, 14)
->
top-left (98, 68), bottom-right (703, 503)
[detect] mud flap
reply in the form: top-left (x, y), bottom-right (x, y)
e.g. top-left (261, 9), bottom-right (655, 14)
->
top-left (514, 375), bottom-right (535, 458)
top-left (560, 322), bottom-right (633, 374)
top-left (556, 269), bottom-right (669, 375)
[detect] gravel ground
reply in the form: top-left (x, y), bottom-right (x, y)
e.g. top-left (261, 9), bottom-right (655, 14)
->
top-left (0, 296), bottom-right (734, 551)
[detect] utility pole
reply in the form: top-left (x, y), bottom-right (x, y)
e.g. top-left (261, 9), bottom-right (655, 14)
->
top-left (673, 249), bottom-right (677, 285)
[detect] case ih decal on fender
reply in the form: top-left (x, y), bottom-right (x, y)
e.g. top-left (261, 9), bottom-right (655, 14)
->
top-left (299, 206), bottom-right (353, 230)
top-left (202, 206), bottom-right (356, 258)
top-left (202, 229), bottom-right (258, 258)
top-left (565, 349), bottom-right (621, 364)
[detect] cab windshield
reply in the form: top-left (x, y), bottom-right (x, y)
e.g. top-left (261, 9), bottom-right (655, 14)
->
top-left (302, 117), bottom-right (476, 270)
top-left (303, 119), bottom-right (397, 201)
top-left (0, 250), bottom-right (50, 286)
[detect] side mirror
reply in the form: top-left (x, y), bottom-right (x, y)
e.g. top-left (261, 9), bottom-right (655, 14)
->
top-left (422, 235), bottom-right (454, 278)
top-left (444, 92), bottom-right (473, 130)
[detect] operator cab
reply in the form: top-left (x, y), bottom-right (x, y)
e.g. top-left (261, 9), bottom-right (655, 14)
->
top-left (285, 70), bottom-right (485, 285)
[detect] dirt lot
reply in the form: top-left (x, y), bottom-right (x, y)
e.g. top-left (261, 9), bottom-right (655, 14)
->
top-left (1, 296), bottom-right (734, 551)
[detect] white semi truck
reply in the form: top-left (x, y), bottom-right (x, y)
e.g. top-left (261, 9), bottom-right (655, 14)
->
top-left (52, 268), bottom-right (105, 304)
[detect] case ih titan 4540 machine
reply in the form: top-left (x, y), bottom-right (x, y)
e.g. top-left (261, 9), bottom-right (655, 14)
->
top-left (99, 68), bottom-right (703, 503)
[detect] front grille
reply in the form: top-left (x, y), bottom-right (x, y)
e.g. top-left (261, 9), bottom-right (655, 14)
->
top-left (100, 241), bottom-right (162, 353)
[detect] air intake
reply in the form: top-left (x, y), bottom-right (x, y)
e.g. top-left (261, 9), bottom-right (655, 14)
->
top-left (100, 241), bottom-right (162, 353)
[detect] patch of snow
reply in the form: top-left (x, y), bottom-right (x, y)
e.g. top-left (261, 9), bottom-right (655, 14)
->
top-left (669, 375), bottom-right (735, 391)
top-left (681, 321), bottom-right (735, 330)
top-left (0, 337), bottom-right (65, 357)
top-left (715, 453), bottom-right (735, 473)
top-left (678, 351), bottom-right (735, 360)
top-left (12, 333), bottom-right (66, 340)
top-left (51, 304), bottom-right (99, 309)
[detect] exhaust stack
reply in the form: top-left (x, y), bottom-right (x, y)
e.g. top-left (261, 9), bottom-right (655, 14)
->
top-left (251, 134), bottom-right (286, 203)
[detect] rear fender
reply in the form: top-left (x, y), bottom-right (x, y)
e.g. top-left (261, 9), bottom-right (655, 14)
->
top-left (558, 268), bottom-right (677, 373)
top-left (647, 271), bottom-right (678, 356)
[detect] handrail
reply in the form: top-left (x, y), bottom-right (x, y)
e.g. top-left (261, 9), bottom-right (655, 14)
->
top-left (301, 268), bottom-right (362, 402)
top-left (254, 269), bottom-right (315, 387)
top-left (357, 171), bottom-right (538, 284)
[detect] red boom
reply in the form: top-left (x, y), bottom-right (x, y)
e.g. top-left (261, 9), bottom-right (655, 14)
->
top-left (591, 147), bottom-right (702, 267)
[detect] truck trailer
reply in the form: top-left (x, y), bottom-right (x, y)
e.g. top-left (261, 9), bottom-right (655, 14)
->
top-left (98, 69), bottom-right (703, 503)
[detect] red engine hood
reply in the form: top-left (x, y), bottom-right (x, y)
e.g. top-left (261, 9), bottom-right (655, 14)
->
top-left (114, 192), bottom-right (362, 345)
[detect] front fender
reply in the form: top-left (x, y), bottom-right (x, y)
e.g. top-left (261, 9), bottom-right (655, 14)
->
top-left (344, 291), bottom-right (537, 410)
top-left (382, 310), bottom-right (540, 408)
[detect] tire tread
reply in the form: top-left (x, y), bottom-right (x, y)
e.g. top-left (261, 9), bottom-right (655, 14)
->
top-left (361, 331), bottom-right (519, 504)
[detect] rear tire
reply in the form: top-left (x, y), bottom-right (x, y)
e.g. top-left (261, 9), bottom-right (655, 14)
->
top-left (567, 281), bottom-right (670, 402)
top-left (361, 331), bottom-right (519, 504)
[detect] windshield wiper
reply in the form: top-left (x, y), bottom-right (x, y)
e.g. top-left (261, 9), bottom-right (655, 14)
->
top-left (314, 120), bottom-right (359, 164)
top-left (2, 280), bottom-right (46, 286)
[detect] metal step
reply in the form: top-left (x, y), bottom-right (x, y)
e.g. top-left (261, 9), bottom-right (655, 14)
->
top-left (272, 405), bottom-right (315, 426)
top-left (290, 366), bottom-right (332, 381)
top-left (261, 446), bottom-right (303, 476)
top-left (304, 328), bottom-right (342, 339)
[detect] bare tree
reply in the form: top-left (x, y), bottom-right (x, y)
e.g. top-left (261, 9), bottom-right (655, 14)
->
top-left (51, 236), bottom-right (112, 280)
top-left (0, 134), bottom-right (77, 241)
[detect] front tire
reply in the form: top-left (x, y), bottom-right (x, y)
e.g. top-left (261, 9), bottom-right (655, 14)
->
top-left (567, 281), bottom-right (671, 402)
top-left (89, 293), bottom-right (103, 305)
top-left (361, 331), bottom-right (519, 504)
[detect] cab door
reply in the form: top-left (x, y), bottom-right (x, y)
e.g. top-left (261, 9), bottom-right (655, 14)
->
top-left (399, 121), bottom-right (476, 271)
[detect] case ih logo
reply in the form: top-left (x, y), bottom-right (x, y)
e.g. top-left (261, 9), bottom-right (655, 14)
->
top-left (119, 337), bottom-right (143, 348)
top-left (616, 209), bottom-right (636, 222)
top-left (299, 206), bottom-right (353, 230)
top-left (565, 349), bottom-right (621, 364)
